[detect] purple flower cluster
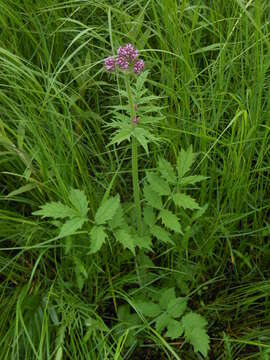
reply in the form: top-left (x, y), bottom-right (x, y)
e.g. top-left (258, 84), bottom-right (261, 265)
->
top-left (104, 44), bottom-right (144, 75)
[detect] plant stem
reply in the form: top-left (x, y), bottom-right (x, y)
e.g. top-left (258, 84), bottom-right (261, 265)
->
top-left (124, 75), bottom-right (142, 234)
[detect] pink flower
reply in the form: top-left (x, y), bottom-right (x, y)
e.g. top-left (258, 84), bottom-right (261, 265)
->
top-left (104, 44), bottom-right (144, 75)
top-left (104, 56), bottom-right (115, 71)
top-left (133, 59), bottom-right (144, 74)
top-left (116, 56), bottom-right (129, 70)
top-left (117, 44), bottom-right (138, 62)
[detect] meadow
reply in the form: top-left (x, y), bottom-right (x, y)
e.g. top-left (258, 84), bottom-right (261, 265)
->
top-left (0, 0), bottom-right (270, 359)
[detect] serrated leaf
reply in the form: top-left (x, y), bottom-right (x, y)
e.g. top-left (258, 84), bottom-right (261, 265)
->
top-left (146, 172), bottom-right (171, 196)
top-left (159, 288), bottom-right (176, 310)
top-left (165, 319), bottom-right (184, 339)
top-left (167, 297), bottom-right (187, 318)
top-left (59, 217), bottom-right (86, 238)
top-left (95, 195), bottom-right (120, 225)
top-left (143, 206), bottom-right (155, 226)
top-left (159, 209), bottom-right (182, 234)
top-left (32, 202), bottom-right (76, 219)
top-left (134, 130), bottom-right (149, 154)
top-left (69, 188), bottom-right (88, 217)
top-left (133, 127), bottom-right (155, 155)
top-left (136, 70), bottom-right (149, 92)
top-left (89, 225), bottom-right (107, 253)
top-left (158, 157), bottom-right (177, 184)
top-left (134, 301), bottom-right (161, 317)
top-left (177, 146), bottom-right (196, 178)
top-left (109, 127), bottom-right (132, 146)
top-left (179, 175), bottom-right (208, 186)
top-left (114, 229), bottom-right (135, 255)
top-left (137, 95), bottom-right (160, 105)
top-left (182, 312), bottom-right (208, 333)
top-left (173, 193), bottom-right (200, 210)
top-left (150, 225), bottom-right (173, 244)
top-left (144, 183), bottom-right (163, 209)
top-left (185, 327), bottom-right (210, 357)
top-left (191, 203), bottom-right (208, 222)
top-left (155, 313), bottom-right (171, 333)
top-left (108, 205), bottom-right (124, 229)
top-left (182, 312), bottom-right (209, 356)
top-left (133, 234), bottom-right (152, 251)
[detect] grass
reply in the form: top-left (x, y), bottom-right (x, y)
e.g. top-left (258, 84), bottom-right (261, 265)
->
top-left (1, 0), bottom-right (270, 358)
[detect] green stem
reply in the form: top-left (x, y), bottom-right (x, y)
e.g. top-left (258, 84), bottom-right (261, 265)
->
top-left (132, 136), bottom-right (143, 234)
top-left (124, 75), bottom-right (142, 234)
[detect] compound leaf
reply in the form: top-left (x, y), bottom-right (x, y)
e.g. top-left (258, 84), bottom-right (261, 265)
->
top-left (95, 195), bottom-right (120, 225)
top-left (173, 193), bottom-right (200, 210)
top-left (159, 209), bottom-right (182, 233)
top-left (89, 225), bottom-right (107, 253)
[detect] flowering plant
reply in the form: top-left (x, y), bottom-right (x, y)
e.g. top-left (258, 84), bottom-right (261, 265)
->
top-left (104, 44), bottom-right (144, 74)
top-left (32, 44), bottom-right (210, 357)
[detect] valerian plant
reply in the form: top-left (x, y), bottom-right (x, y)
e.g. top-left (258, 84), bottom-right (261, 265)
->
top-left (32, 44), bottom-right (210, 357)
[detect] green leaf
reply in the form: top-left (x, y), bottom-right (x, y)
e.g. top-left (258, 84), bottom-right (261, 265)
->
top-left (182, 312), bottom-right (209, 356)
top-left (74, 257), bottom-right (88, 291)
top-left (32, 202), bottom-right (76, 219)
top-left (89, 225), bottom-right (107, 253)
top-left (136, 70), bottom-right (149, 92)
top-left (95, 195), bottom-right (120, 225)
top-left (137, 95), bottom-right (160, 105)
top-left (133, 127), bottom-right (151, 155)
top-left (146, 172), bottom-right (171, 196)
top-left (118, 305), bottom-right (141, 326)
top-left (69, 188), bottom-right (88, 217)
top-left (179, 175), bottom-right (208, 186)
top-left (191, 203), bottom-right (208, 222)
top-left (184, 327), bottom-right (210, 357)
top-left (143, 206), bottom-right (156, 226)
top-left (167, 297), bottom-right (187, 318)
top-left (134, 301), bottom-right (161, 317)
top-left (177, 146), bottom-right (196, 178)
top-left (159, 209), bottom-right (182, 234)
top-left (181, 312), bottom-right (207, 333)
top-left (6, 183), bottom-right (37, 198)
top-left (114, 229), bottom-right (135, 255)
top-left (155, 313), bottom-right (171, 333)
top-left (59, 217), bottom-right (86, 238)
top-left (159, 288), bottom-right (176, 310)
top-left (173, 193), bottom-right (200, 210)
top-left (109, 127), bottom-right (132, 146)
top-left (144, 183), bottom-right (163, 209)
top-left (158, 157), bottom-right (177, 184)
top-left (108, 205), bottom-right (124, 229)
top-left (165, 319), bottom-right (184, 339)
top-left (150, 225), bottom-right (173, 244)
top-left (133, 234), bottom-right (152, 251)
top-left (74, 256), bottom-right (88, 278)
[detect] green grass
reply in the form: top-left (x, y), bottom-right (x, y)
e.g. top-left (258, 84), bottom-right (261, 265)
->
top-left (1, 0), bottom-right (270, 358)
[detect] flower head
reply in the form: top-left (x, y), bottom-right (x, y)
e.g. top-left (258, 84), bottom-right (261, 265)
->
top-left (104, 44), bottom-right (144, 75)
top-left (116, 56), bottom-right (129, 70)
top-left (104, 56), bottom-right (115, 72)
top-left (133, 59), bottom-right (145, 74)
top-left (117, 44), bottom-right (138, 62)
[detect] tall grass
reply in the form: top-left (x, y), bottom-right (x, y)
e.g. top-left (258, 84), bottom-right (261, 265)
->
top-left (0, 0), bottom-right (270, 358)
